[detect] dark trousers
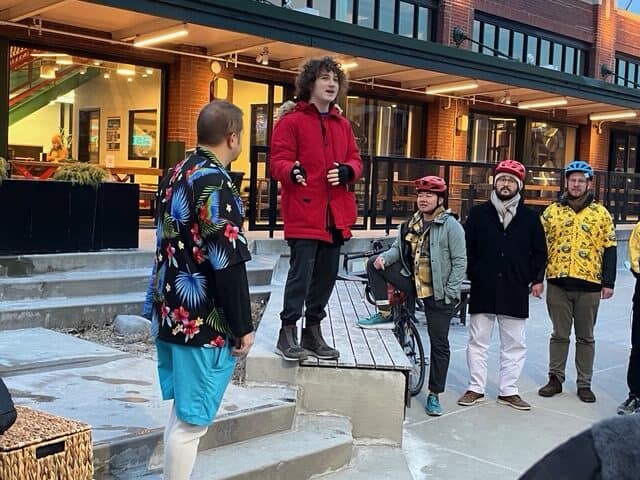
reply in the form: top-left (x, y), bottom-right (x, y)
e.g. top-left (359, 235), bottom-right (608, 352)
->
top-left (367, 255), bottom-right (454, 394)
top-left (627, 292), bottom-right (640, 397)
top-left (280, 239), bottom-right (341, 326)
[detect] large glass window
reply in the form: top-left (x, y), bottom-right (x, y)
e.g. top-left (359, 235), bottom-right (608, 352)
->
top-left (378, 0), bottom-right (396, 33)
top-left (468, 114), bottom-right (517, 163)
top-left (284, 0), bottom-right (436, 41)
top-left (471, 14), bottom-right (589, 75)
top-left (398, 2), bottom-right (414, 37)
top-left (528, 121), bottom-right (576, 169)
top-left (345, 97), bottom-right (424, 158)
top-left (357, 0), bottom-right (374, 28)
top-left (8, 47), bottom-right (162, 171)
top-left (615, 55), bottom-right (640, 88)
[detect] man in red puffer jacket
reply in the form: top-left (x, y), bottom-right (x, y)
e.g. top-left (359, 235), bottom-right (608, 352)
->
top-left (270, 56), bottom-right (363, 361)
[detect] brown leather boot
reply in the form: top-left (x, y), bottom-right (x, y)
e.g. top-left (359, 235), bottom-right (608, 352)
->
top-left (538, 374), bottom-right (563, 397)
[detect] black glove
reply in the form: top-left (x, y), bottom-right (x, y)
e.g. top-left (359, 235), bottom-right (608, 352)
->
top-left (336, 164), bottom-right (354, 185)
top-left (290, 163), bottom-right (307, 184)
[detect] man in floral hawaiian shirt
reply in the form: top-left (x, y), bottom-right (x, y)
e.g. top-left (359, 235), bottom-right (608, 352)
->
top-left (151, 100), bottom-right (254, 480)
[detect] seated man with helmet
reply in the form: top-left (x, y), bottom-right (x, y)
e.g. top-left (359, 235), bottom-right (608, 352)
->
top-left (358, 175), bottom-right (467, 416)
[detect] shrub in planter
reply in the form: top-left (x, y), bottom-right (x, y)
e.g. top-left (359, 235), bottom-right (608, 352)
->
top-left (52, 162), bottom-right (109, 187)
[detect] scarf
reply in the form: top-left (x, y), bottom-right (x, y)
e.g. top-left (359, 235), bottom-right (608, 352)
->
top-left (490, 190), bottom-right (520, 229)
top-left (560, 191), bottom-right (593, 213)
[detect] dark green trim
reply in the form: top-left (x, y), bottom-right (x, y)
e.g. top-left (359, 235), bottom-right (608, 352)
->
top-left (0, 39), bottom-right (8, 159)
top-left (88, 0), bottom-right (640, 108)
top-left (9, 68), bottom-right (100, 126)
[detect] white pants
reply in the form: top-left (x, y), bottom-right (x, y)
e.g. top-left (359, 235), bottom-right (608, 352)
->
top-left (466, 313), bottom-right (527, 397)
top-left (163, 404), bottom-right (208, 480)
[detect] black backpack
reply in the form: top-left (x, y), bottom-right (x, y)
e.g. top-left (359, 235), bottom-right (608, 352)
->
top-left (0, 377), bottom-right (17, 434)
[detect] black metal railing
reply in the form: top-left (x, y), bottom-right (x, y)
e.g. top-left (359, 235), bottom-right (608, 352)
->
top-left (247, 147), bottom-right (640, 235)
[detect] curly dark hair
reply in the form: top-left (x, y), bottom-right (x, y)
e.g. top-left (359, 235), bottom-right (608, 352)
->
top-left (295, 57), bottom-right (348, 103)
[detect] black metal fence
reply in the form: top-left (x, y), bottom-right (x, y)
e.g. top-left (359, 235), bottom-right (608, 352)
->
top-left (247, 147), bottom-right (640, 235)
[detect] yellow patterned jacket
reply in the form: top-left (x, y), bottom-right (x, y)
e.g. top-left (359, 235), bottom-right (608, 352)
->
top-left (630, 222), bottom-right (640, 275)
top-left (541, 200), bottom-right (616, 285)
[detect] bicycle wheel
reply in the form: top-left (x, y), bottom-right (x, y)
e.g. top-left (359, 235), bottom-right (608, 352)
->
top-left (395, 314), bottom-right (426, 396)
top-left (364, 284), bottom-right (376, 305)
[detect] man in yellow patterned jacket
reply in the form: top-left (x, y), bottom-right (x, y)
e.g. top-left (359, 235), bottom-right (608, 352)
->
top-left (617, 221), bottom-right (640, 414)
top-left (538, 160), bottom-right (616, 404)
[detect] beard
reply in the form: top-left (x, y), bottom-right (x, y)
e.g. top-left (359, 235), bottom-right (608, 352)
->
top-left (496, 188), bottom-right (518, 201)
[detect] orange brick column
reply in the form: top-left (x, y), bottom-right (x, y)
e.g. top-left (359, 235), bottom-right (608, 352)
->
top-left (437, 0), bottom-right (474, 47)
top-left (166, 48), bottom-right (215, 149)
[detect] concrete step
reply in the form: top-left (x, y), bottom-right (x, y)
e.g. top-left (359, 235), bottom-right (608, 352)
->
top-left (0, 285), bottom-right (271, 331)
top-left (0, 268), bottom-right (150, 301)
top-left (0, 292), bottom-right (144, 330)
top-left (96, 384), bottom-right (297, 479)
top-left (0, 254), bottom-right (276, 302)
top-left (0, 250), bottom-right (156, 276)
top-left (312, 445), bottom-right (413, 479)
top-left (189, 414), bottom-right (353, 480)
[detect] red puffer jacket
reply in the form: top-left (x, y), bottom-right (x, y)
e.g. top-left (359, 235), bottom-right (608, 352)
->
top-left (270, 101), bottom-right (363, 242)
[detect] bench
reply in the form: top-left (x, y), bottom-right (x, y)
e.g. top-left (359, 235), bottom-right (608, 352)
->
top-left (301, 280), bottom-right (413, 403)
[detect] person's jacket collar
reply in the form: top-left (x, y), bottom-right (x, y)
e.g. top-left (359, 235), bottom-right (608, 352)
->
top-left (295, 100), bottom-right (341, 118)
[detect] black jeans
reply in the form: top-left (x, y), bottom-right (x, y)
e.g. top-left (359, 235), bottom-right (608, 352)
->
top-left (280, 239), bottom-right (341, 327)
top-left (367, 255), bottom-right (454, 394)
top-left (627, 292), bottom-right (640, 397)
top-left (366, 255), bottom-right (414, 305)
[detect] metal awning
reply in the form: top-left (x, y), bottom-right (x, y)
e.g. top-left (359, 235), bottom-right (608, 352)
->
top-left (2, 0), bottom-right (640, 124)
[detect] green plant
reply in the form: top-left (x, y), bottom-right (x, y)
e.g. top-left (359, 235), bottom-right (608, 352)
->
top-left (52, 162), bottom-right (108, 187)
top-left (0, 157), bottom-right (8, 183)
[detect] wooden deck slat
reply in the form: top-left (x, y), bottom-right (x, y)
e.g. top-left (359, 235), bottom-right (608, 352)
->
top-left (344, 281), bottom-right (412, 371)
top-left (343, 280), bottom-right (397, 368)
top-left (298, 279), bottom-right (412, 372)
top-left (334, 282), bottom-right (376, 368)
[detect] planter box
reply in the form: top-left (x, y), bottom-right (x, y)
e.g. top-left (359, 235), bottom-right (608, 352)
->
top-left (0, 179), bottom-right (138, 254)
top-left (0, 406), bottom-right (93, 480)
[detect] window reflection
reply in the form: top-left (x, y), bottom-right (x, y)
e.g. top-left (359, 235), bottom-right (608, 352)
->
top-left (468, 114), bottom-right (517, 164)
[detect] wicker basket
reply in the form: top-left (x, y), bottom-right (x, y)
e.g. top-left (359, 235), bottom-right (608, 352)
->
top-left (0, 406), bottom-right (93, 480)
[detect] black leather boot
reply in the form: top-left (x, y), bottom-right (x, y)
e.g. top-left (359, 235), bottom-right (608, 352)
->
top-left (301, 323), bottom-right (340, 360)
top-left (276, 325), bottom-right (308, 361)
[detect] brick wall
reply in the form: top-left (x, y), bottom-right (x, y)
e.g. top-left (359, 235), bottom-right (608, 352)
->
top-left (473, 0), bottom-right (593, 43)
top-left (425, 99), bottom-right (469, 161)
top-left (578, 123), bottom-right (610, 170)
top-left (437, 0), bottom-right (474, 46)
top-left (166, 48), bottom-right (218, 148)
top-left (615, 10), bottom-right (640, 58)
top-left (592, 0), bottom-right (616, 79)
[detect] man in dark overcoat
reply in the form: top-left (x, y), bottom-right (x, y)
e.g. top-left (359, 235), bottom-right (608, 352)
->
top-left (457, 160), bottom-right (547, 411)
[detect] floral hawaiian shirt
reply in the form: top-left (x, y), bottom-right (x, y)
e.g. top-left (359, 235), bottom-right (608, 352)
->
top-left (151, 147), bottom-right (251, 347)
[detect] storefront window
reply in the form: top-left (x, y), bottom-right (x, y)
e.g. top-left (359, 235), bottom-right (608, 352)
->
top-left (528, 121), bottom-right (575, 169)
top-left (345, 97), bottom-right (424, 158)
top-left (468, 114), bottom-right (517, 163)
top-left (472, 15), bottom-right (588, 75)
top-left (8, 46), bottom-right (162, 186)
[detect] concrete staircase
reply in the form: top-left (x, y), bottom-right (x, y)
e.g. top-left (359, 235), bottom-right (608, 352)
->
top-left (0, 250), bottom-right (278, 330)
top-left (1, 243), bottom-right (414, 479)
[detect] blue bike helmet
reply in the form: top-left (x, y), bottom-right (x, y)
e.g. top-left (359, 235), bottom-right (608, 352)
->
top-left (565, 160), bottom-right (593, 179)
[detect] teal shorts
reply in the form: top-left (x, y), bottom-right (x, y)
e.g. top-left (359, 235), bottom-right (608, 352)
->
top-left (156, 339), bottom-right (237, 426)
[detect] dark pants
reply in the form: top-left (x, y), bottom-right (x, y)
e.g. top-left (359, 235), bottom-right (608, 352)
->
top-left (367, 256), bottom-right (455, 394)
top-left (546, 283), bottom-right (601, 388)
top-left (627, 288), bottom-right (640, 397)
top-left (280, 239), bottom-right (341, 327)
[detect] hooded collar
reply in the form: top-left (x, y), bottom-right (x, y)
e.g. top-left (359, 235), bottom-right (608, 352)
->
top-left (295, 100), bottom-right (341, 118)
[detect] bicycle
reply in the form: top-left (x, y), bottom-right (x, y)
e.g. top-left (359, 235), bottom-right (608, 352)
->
top-left (338, 242), bottom-right (427, 396)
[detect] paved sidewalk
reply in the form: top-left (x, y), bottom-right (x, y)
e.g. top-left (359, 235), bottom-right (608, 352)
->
top-left (402, 268), bottom-right (635, 479)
